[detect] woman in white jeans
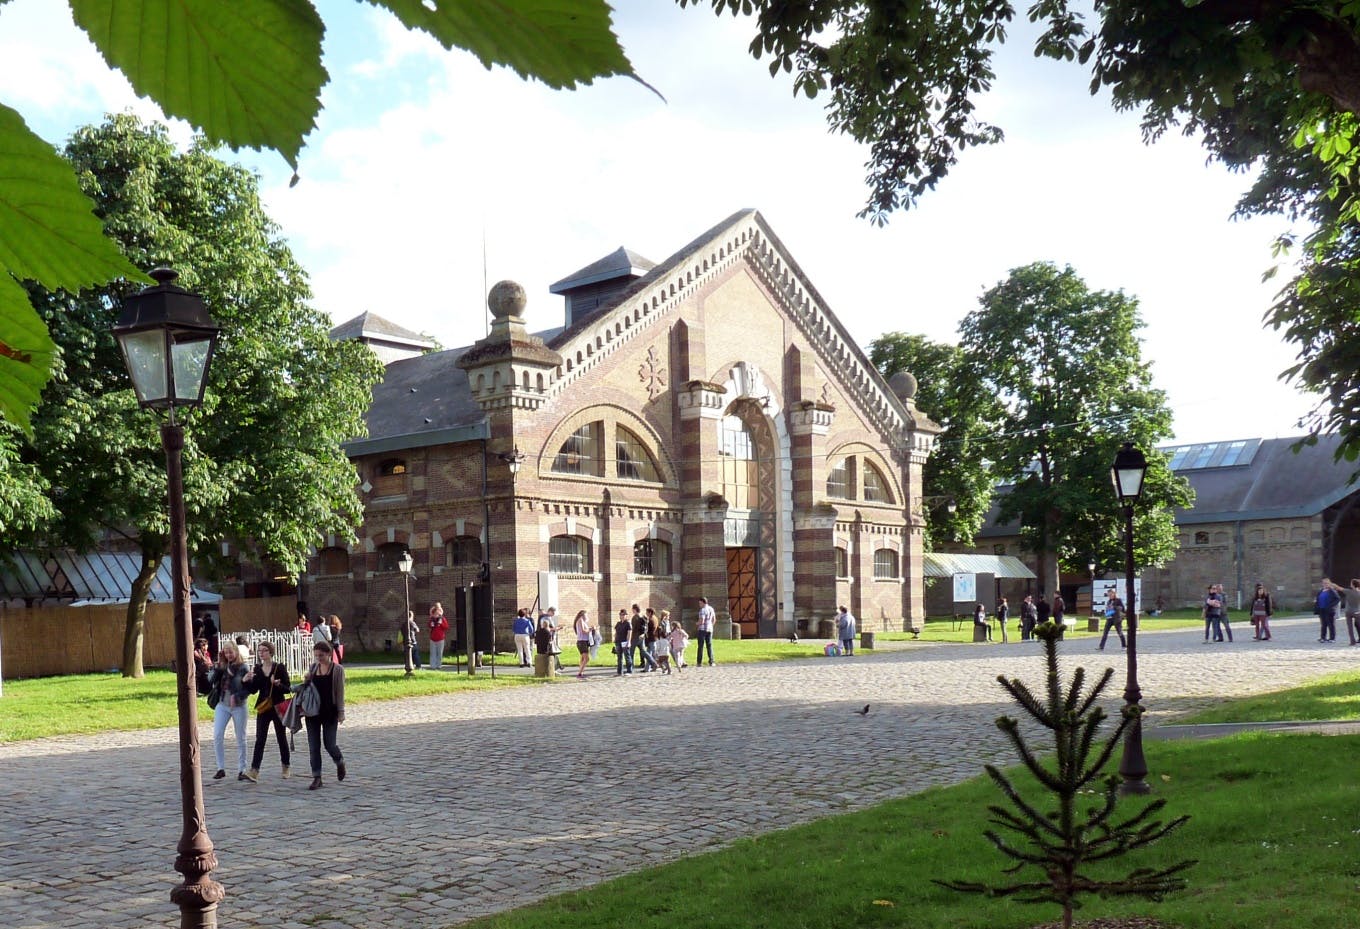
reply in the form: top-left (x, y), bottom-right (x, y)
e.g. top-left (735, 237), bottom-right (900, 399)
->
top-left (207, 642), bottom-right (251, 781)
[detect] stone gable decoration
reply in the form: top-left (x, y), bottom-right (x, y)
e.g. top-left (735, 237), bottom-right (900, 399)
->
top-left (307, 209), bottom-right (940, 651)
top-left (639, 345), bottom-right (667, 400)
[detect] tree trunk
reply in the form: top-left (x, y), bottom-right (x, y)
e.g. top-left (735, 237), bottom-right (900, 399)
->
top-left (121, 548), bottom-right (161, 678)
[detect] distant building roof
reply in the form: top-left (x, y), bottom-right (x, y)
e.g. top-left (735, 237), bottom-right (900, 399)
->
top-left (977, 434), bottom-right (1358, 537)
top-left (549, 247), bottom-right (656, 293)
top-left (345, 346), bottom-right (487, 457)
top-left (924, 553), bottom-right (1036, 579)
top-left (0, 551), bottom-right (221, 604)
top-left (330, 311), bottom-right (436, 349)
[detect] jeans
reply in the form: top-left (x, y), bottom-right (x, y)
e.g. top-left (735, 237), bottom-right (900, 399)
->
top-left (251, 708), bottom-right (291, 770)
top-left (841, 636), bottom-right (855, 655)
top-left (430, 638), bottom-right (446, 669)
top-left (213, 702), bottom-right (248, 773)
top-left (1320, 609), bottom-right (1337, 641)
top-left (695, 630), bottom-right (714, 665)
top-left (305, 715), bottom-right (343, 777)
top-left (1348, 612), bottom-right (1360, 644)
top-left (631, 639), bottom-right (657, 671)
top-left (1204, 615), bottom-right (1223, 641)
top-left (616, 641), bottom-right (633, 674)
top-left (514, 633), bottom-right (533, 665)
top-left (1219, 616), bottom-right (1234, 642)
top-left (1099, 618), bottom-right (1125, 649)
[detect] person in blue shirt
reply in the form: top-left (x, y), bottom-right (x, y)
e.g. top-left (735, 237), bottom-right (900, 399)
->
top-left (1316, 578), bottom-right (1342, 642)
top-left (512, 608), bottom-right (536, 667)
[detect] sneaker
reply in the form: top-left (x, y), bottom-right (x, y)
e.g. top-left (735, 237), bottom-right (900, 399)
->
top-left (213, 769), bottom-right (226, 780)
top-left (243, 769), bottom-right (259, 783)
top-left (281, 766), bottom-right (290, 779)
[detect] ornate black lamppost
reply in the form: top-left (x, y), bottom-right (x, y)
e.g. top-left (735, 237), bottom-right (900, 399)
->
top-left (113, 268), bottom-right (223, 927)
top-left (399, 550), bottom-right (415, 676)
top-left (1110, 441), bottom-right (1150, 796)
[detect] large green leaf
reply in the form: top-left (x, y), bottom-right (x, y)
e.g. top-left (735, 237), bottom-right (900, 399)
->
top-left (69, 0), bottom-right (327, 168)
top-left (372, 0), bottom-right (635, 89)
top-left (0, 275), bottom-right (56, 436)
top-left (0, 103), bottom-right (140, 434)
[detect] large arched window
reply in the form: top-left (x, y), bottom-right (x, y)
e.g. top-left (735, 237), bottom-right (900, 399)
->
top-left (719, 414), bottom-right (757, 509)
top-left (376, 542), bottom-right (410, 573)
top-left (552, 422), bottom-right (603, 476)
top-left (863, 461), bottom-right (894, 503)
top-left (873, 548), bottom-right (899, 579)
top-left (445, 536), bottom-right (482, 568)
top-left (317, 546), bottom-right (350, 576)
top-left (548, 535), bottom-right (592, 574)
top-left (827, 459), bottom-right (850, 499)
top-left (374, 458), bottom-right (408, 496)
top-left (616, 426), bottom-right (660, 482)
top-left (633, 539), bottom-right (672, 576)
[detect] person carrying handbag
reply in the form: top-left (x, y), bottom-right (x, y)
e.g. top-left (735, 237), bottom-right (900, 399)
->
top-left (243, 642), bottom-right (292, 781)
top-left (296, 640), bottom-right (346, 791)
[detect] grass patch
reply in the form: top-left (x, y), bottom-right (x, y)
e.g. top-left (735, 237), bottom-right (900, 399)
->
top-left (1177, 667), bottom-right (1360, 725)
top-left (463, 731), bottom-right (1352, 929)
top-left (0, 666), bottom-right (535, 743)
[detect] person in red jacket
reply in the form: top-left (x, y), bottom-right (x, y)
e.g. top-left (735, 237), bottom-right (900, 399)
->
top-left (428, 602), bottom-right (450, 670)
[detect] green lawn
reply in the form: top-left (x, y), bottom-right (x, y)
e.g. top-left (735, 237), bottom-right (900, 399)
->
top-left (0, 666), bottom-right (536, 743)
top-left (1178, 667), bottom-right (1360, 724)
top-left (874, 612), bottom-right (1204, 645)
top-left (462, 729), bottom-right (1350, 929)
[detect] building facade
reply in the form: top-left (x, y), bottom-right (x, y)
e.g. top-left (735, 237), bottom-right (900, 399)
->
top-left (299, 211), bottom-right (940, 649)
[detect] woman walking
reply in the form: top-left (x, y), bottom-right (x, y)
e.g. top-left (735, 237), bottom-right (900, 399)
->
top-left (208, 642), bottom-right (250, 781)
top-left (243, 642), bottom-right (292, 781)
top-left (300, 640), bottom-right (346, 790)
top-left (1251, 583), bottom-right (1275, 641)
top-left (573, 610), bottom-right (593, 679)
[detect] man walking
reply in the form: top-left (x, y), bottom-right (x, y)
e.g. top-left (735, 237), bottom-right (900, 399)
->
top-left (629, 605), bottom-right (656, 672)
top-left (1099, 596), bottom-right (1126, 650)
top-left (695, 596), bottom-right (716, 666)
top-left (613, 609), bottom-right (634, 675)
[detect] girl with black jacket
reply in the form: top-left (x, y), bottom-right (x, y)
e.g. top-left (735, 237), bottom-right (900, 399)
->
top-left (243, 642), bottom-right (292, 781)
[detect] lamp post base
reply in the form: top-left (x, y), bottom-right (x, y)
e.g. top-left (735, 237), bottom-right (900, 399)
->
top-left (1117, 711), bottom-right (1151, 796)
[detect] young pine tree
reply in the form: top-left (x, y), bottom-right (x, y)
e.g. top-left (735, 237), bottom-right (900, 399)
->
top-left (935, 621), bottom-right (1193, 929)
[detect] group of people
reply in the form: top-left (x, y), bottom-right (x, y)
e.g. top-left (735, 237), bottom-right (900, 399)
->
top-left (1201, 582), bottom-right (1281, 643)
top-left (295, 612), bottom-right (346, 662)
top-left (973, 593), bottom-right (1068, 643)
top-left (1313, 577), bottom-right (1360, 643)
top-left (199, 632), bottom-right (348, 791)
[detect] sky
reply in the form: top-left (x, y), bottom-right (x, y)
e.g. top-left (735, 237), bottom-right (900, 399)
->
top-left (0, 0), bottom-right (1320, 445)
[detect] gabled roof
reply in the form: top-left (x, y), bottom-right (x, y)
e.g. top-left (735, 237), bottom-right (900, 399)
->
top-left (345, 346), bottom-right (487, 456)
top-left (330, 311), bottom-right (435, 348)
top-left (549, 247), bottom-right (656, 293)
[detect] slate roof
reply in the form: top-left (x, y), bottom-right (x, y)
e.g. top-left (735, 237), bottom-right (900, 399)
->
top-left (924, 553), bottom-right (1036, 579)
top-left (347, 346), bottom-right (486, 456)
top-left (330, 311), bottom-right (435, 347)
top-left (549, 246), bottom-right (656, 293)
top-left (977, 434), bottom-right (1358, 537)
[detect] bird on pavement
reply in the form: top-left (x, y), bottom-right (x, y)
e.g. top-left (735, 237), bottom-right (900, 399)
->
top-left (853, 704), bottom-right (870, 716)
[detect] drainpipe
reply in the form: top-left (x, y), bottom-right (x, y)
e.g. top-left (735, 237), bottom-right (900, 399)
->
top-left (1234, 520), bottom-right (1244, 610)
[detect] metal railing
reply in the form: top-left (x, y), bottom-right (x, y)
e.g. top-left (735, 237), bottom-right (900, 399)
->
top-left (226, 629), bottom-right (314, 676)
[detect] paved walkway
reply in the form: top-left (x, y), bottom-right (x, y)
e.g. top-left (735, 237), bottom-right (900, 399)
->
top-left (0, 616), bottom-right (1351, 928)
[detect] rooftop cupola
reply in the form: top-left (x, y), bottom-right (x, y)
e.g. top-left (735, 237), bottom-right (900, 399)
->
top-left (549, 246), bottom-right (655, 327)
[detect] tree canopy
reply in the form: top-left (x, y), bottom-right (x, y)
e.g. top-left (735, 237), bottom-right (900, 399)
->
top-left (11, 115), bottom-right (384, 676)
top-left (0, 0), bottom-right (638, 434)
top-left (868, 333), bottom-right (1000, 550)
top-left (958, 262), bottom-right (1191, 596)
top-left (684, 0), bottom-right (1360, 464)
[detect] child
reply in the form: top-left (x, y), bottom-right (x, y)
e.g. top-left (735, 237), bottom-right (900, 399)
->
top-left (653, 629), bottom-right (673, 674)
top-left (666, 615), bottom-right (688, 671)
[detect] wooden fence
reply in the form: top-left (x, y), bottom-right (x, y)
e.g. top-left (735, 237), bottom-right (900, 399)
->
top-left (0, 596), bottom-right (299, 680)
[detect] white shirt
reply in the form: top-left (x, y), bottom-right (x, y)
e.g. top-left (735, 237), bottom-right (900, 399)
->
top-left (697, 604), bottom-right (715, 632)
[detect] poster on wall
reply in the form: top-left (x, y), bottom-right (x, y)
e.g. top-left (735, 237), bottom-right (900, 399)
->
top-left (953, 572), bottom-right (977, 604)
top-left (1095, 577), bottom-right (1141, 611)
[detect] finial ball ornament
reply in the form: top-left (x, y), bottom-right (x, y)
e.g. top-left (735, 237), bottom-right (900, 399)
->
top-left (488, 280), bottom-right (527, 319)
top-left (889, 370), bottom-right (917, 400)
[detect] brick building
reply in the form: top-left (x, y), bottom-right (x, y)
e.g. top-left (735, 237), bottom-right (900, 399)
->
top-left (299, 210), bottom-right (940, 650)
top-left (970, 436), bottom-right (1360, 614)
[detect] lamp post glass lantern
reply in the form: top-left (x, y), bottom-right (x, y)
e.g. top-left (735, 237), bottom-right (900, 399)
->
top-left (1110, 441), bottom-right (1151, 797)
top-left (113, 269), bottom-right (225, 927)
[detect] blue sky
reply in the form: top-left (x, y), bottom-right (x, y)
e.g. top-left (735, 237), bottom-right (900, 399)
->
top-left (0, 0), bottom-right (1317, 444)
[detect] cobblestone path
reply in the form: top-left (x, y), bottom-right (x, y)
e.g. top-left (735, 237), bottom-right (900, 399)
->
top-left (0, 616), bottom-right (1348, 928)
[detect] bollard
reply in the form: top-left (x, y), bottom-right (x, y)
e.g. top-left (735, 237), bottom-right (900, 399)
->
top-left (861, 631), bottom-right (876, 650)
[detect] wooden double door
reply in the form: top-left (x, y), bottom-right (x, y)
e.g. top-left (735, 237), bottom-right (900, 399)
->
top-left (726, 547), bottom-right (759, 638)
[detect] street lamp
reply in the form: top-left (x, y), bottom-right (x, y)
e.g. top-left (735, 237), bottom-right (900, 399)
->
top-left (499, 446), bottom-right (525, 475)
top-left (113, 268), bottom-right (224, 928)
top-left (1087, 556), bottom-right (1099, 632)
top-left (1110, 441), bottom-right (1150, 796)
top-left (398, 550), bottom-right (415, 676)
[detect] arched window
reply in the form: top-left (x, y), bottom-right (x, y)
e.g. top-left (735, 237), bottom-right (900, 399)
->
top-left (374, 458), bottom-right (408, 496)
top-left (616, 426), bottom-right (660, 482)
top-left (835, 546), bottom-right (849, 578)
top-left (1193, 531), bottom-right (1210, 545)
top-left (863, 461), bottom-right (893, 503)
top-left (873, 548), bottom-right (899, 579)
top-left (317, 546), bottom-right (350, 576)
top-left (552, 422), bottom-right (602, 476)
top-left (548, 535), bottom-right (592, 574)
top-left (633, 539), bottom-right (672, 576)
top-left (719, 414), bottom-right (757, 508)
top-left (445, 536), bottom-right (482, 567)
top-left (827, 459), bottom-right (850, 499)
top-left (376, 542), bottom-right (410, 573)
